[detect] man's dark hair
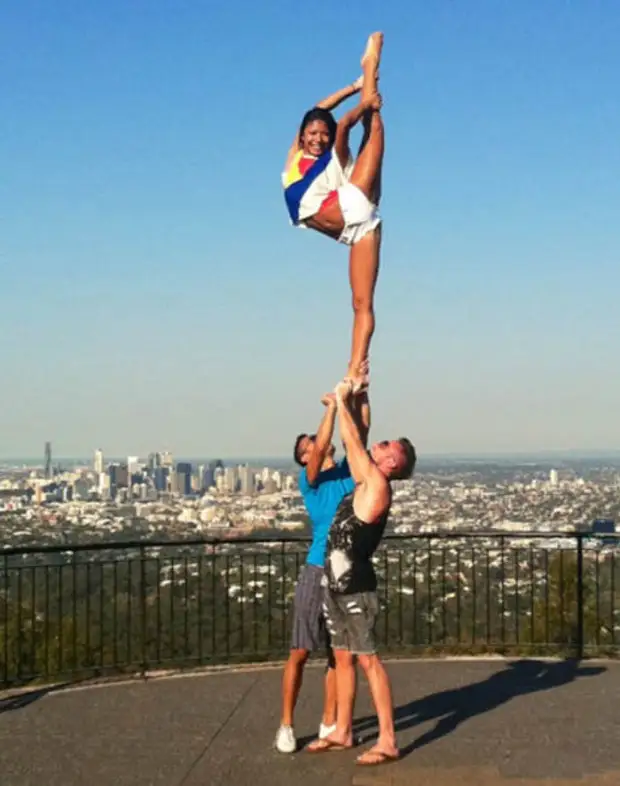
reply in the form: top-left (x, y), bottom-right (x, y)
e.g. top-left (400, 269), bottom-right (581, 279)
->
top-left (293, 433), bottom-right (317, 467)
top-left (392, 437), bottom-right (416, 481)
top-left (293, 433), bottom-right (307, 466)
top-left (298, 107), bottom-right (337, 147)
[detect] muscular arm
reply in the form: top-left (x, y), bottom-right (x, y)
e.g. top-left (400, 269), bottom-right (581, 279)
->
top-left (305, 400), bottom-right (337, 486)
top-left (335, 385), bottom-right (390, 523)
top-left (284, 80), bottom-right (361, 172)
top-left (351, 391), bottom-right (371, 448)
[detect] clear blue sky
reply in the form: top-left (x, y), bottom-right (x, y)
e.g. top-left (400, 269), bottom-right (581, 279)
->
top-left (2, 1), bottom-right (619, 460)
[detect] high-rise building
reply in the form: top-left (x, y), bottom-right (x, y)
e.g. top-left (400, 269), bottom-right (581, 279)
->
top-left (239, 465), bottom-right (254, 495)
top-left (203, 463), bottom-right (216, 491)
top-left (127, 456), bottom-right (140, 476)
top-left (44, 442), bottom-right (52, 479)
top-left (176, 462), bottom-right (193, 496)
top-left (154, 466), bottom-right (168, 492)
top-left (549, 469), bottom-right (559, 487)
top-left (108, 463), bottom-right (129, 488)
top-left (224, 466), bottom-right (238, 493)
top-left (94, 449), bottom-right (104, 474)
top-left (148, 452), bottom-right (162, 472)
top-left (263, 477), bottom-right (277, 494)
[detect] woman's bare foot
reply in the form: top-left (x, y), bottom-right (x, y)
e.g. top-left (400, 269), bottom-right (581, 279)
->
top-left (361, 32), bottom-right (384, 68)
top-left (361, 33), bottom-right (383, 103)
top-left (345, 359), bottom-right (370, 394)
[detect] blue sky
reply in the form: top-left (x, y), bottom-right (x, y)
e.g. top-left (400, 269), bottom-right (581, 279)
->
top-left (2, 1), bottom-right (619, 459)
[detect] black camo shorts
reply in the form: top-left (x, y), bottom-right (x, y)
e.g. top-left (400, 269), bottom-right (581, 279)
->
top-left (322, 589), bottom-right (379, 655)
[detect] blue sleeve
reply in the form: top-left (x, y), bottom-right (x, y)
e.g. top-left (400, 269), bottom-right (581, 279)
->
top-left (298, 469), bottom-right (312, 494)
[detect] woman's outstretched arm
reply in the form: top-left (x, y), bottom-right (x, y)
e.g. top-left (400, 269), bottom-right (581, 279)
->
top-left (333, 94), bottom-right (379, 168)
top-left (316, 77), bottom-right (362, 111)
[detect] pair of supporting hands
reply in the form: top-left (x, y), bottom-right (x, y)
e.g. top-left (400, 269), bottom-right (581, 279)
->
top-left (321, 360), bottom-right (370, 411)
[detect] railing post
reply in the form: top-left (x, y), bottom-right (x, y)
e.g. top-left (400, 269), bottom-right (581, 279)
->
top-left (140, 545), bottom-right (148, 679)
top-left (2, 554), bottom-right (8, 687)
top-left (576, 534), bottom-right (584, 660)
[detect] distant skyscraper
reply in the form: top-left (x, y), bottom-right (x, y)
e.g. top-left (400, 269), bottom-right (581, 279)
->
top-left (44, 442), bottom-right (52, 479)
top-left (154, 466), bottom-right (168, 492)
top-left (203, 463), bottom-right (216, 490)
top-left (239, 465), bottom-right (254, 495)
top-left (549, 469), bottom-right (559, 487)
top-left (263, 477), bottom-right (277, 494)
top-left (176, 462), bottom-right (192, 496)
top-left (148, 452), bottom-right (162, 473)
top-left (224, 466), bottom-right (238, 493)
top-left (108, 463), bottom-right (129, 489)
top-left (94, 449), bottom-right (104, 474)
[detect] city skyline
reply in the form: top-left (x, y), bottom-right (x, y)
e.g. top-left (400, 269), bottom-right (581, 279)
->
top-left (3, 3), bottom-right (620, 457)
top-left (4, 446), bottom-right (620, 466)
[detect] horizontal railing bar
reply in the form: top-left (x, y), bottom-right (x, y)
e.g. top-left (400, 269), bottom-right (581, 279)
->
top-left (1, 529), bottom-right (616, 557)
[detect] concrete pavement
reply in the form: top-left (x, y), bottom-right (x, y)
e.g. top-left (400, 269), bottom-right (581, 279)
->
top-left (1, 659), bottom-right (618, 786)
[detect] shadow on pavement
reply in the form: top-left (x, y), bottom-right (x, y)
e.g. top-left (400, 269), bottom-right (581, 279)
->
top-left (0, 683), bottom-right (75, 715)
top-left (353, 659), bottom-right (606, 759)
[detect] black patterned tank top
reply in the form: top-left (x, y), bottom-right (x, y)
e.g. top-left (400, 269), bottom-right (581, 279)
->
top-left (325, 492), bottom-right (387, 594)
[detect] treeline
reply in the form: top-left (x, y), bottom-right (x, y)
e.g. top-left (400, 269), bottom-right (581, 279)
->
top-left (1, 545), bottom-right (618, 687)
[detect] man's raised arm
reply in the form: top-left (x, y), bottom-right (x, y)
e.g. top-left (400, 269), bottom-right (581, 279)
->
top-left (305, 394), bottom-right (338, 486)
top-left (335, 380), bottom-right (389, 522)
top-left (351, 390), bottom-right (371, 449)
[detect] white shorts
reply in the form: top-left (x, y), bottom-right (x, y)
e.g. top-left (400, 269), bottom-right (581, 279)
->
top-left (336, 183), bottom-right (381, 246)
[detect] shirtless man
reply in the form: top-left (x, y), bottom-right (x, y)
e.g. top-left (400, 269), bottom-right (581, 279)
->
top-left (307, 377), bottom-right (416, 767)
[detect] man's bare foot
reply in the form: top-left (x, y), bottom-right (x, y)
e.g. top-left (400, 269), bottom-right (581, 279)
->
top-left (361, 32), bottom-right (384, 68)
top-left (356, 743), bottom-right (400, 766)
top-left (306, 733), bottom-right (354, 753)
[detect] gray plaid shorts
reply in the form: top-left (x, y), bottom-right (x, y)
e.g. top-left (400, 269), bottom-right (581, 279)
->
top-left (322, 589), bottom-right (379, 655)
top-left (290, 565), bottom-right (328, 652)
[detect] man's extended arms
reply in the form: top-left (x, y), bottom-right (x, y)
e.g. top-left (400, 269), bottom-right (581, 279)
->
top-left (351, 391), bottom-right (371, 448)
top-left (305, 395), bottom-right (337, 486)
top-left (334, 380), bottom-right (389, 522)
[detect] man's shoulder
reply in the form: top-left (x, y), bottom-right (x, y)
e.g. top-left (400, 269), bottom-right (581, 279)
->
top-left (298, 468), bottom-right (313, 494)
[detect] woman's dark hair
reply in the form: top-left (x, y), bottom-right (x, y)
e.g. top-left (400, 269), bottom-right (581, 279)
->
top-left (298, 107), bottom-right (337, 147)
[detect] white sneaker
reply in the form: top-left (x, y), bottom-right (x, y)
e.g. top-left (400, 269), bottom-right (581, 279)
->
top-left (274, 724), bottom-right (297, 754)
top-left (318, 722), bottom-right (337, 739)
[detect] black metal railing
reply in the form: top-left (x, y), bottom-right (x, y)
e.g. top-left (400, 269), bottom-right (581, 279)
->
top-left (1, 531), bottom-right (619, 687)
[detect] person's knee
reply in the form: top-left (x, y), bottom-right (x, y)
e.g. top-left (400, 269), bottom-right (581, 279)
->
top-left (357, 653), bottom-right (380, 673)
top-left (352, 296), bottom-right (373, 314)
top-left (289, 648), bottom-right (310, 667)
top-left (334, 649), bottom-right (355, 667)
top-left (351, 290), bottom-right (374, 315)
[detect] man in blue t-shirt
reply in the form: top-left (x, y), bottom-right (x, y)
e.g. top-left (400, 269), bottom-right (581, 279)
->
top-left (274, 385), bottom-right (370, 754)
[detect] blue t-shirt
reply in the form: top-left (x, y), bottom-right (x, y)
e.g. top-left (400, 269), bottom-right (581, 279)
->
top-left (298, 458), bottom-right (356, 567)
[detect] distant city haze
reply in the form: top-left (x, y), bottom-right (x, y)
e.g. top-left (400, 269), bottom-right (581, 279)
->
top-left (2, 3), bottom-right (619, 458)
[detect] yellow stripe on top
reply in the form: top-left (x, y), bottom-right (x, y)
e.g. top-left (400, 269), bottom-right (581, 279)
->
top-left (282, 150), bottom-right (306, 188)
